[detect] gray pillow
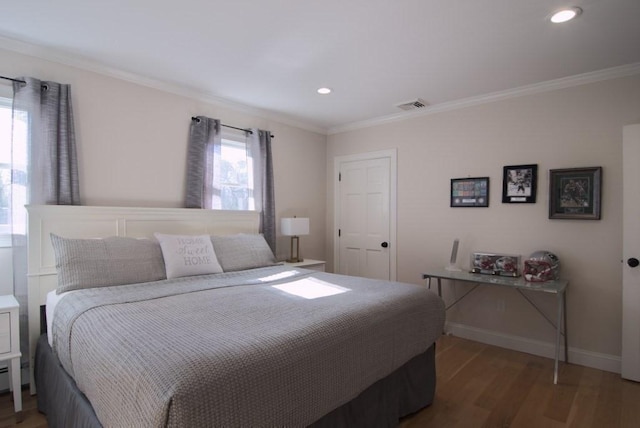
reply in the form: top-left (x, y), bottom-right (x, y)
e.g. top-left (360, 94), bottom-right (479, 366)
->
top-left (51, 234), bottom-right (167, 294)
top-left (210, 233), bottom-right (277, 272)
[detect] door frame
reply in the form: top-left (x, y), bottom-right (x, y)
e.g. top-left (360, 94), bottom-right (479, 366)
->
top-left (622, 123), bottom-right (640, 381)
top-left (333, 149), bottom-right (397, 281)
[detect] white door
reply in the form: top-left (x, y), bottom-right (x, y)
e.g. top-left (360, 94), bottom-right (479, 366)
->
top-left (622, 124), bottom-right (640, 381)
top-left (334, 151), bottom-right (396, 280)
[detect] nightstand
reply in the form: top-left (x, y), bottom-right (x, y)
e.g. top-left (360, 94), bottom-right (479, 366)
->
top-left (284, 259), bottom-right (326, 272)
top-left (0, 295), bottom-right (22, 422)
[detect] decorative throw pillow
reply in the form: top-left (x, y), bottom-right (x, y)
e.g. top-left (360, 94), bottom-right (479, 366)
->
top-left (51, 234), bottom-right (167, 294)
top-left (210, 233), bottom-right (277, 272)
top-left (154, 233), bottom-right (223, 279)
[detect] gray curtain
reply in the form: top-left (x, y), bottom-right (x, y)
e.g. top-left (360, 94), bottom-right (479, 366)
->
top-left (185, 116), bottom-right (221, 209)
top-left (250, 129), bottom-right (276, 253)
top-left (13, 77), bottom-right (80, 205)
top-left (185, 118), bottom-right (276, 252)
top-left (11, 77), bottom-right (80, 368)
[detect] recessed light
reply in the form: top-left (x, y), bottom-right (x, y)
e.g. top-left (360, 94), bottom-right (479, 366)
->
top-left (550, 7), bottom-right (582, 23)
top-left (317, 87), bottom-right (332, 95)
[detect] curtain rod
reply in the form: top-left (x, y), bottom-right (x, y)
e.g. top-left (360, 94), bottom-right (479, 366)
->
top-left (191, 117), bottom-right (274, 139)
top-left (0, 79), bottom-right (269, 139)
top-left (0, 75), bottom-right (26, 84)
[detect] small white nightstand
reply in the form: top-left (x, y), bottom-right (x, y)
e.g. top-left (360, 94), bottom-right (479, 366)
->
top-left (0, 295), bottom-right (22, 422)
top-left (283, 259), bottom-right (326, 272)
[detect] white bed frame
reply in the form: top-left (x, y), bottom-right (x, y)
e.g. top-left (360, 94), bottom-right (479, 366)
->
top-left (26, 204), bottom-right (259, 393)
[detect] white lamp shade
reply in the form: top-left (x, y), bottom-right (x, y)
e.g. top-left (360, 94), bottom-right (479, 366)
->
top-left (281, 217), bottom-right (310, 236)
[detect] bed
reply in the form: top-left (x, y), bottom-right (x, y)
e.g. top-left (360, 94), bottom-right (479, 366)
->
top-left (26, 205), bottom-right (445, 427)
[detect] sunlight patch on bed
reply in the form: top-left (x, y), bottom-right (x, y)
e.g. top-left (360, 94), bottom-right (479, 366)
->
top-left (272, 277), bottom-right (350, 299)
top-left (258, 270), bottom-right (299, 282)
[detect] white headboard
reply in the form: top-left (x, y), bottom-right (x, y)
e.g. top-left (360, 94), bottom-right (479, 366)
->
top-left (26, 204), bottom-right (259, 391)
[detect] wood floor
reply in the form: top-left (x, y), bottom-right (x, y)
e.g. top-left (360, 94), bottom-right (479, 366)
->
top-left (1, 335), bottom-right (639, 427)
top-left (0, 388), bottom-right (45, 428)
top-left (401, 335), bottom-right (640, 427)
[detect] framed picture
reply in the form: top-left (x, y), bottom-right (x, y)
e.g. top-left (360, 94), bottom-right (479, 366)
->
top-left (450, 177), bottom-right (489, 207)
top-left (502, 164), bottom-right (537, 203)
top-left (549, 167), bottom-right (602, 220)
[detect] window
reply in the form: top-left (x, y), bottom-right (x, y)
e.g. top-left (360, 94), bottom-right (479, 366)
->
top-left (0, 94), bottom-right (28, 246)
top-left (218, 133), bottom-right (256, 210)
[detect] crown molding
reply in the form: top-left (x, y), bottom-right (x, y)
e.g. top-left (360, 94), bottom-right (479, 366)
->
top-left (3, 33), bottom-right (638, 138)
top-left (0, 34), bottom-right (327, 136)
top-left (328, 62), bottom-right (640, 135)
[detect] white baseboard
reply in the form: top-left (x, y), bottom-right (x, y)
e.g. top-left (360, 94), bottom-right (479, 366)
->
top-left (0, 366), bottom-right (29, 393)
top-left (0, 370), bottom-right (7, 392)
top-left (445, 321), bottom-right (621, 374)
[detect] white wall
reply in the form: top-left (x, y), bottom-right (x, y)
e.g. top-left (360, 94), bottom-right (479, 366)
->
top-left (0, 248), bottom-right (12, 295)
top-left (327, 75), bottom-right (640, 368)
top-left (0, 46), bottom-right (327, 263)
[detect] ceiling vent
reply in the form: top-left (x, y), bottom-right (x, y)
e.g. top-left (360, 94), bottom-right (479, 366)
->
top-left (395, 98), bottom-right (429, 111)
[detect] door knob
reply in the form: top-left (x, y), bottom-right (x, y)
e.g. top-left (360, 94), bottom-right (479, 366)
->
top-left (628, 258), bottom-right (640, 268)
top-left (381, 242), bottom-right (389, 248)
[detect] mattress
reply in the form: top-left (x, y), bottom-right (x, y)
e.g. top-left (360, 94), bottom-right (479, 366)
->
top-left (45, 289), bottom-right (70, 347)
top-left (50, 265), bottom-right (445, 427)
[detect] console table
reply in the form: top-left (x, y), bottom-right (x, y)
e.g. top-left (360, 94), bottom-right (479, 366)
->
top-left (422, 269), bottom-right (568, 384)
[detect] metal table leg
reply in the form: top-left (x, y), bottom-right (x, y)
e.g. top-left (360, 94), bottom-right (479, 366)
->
top-left (554, 291), bottom-right (563, 384)
top-left (563, 291), bottom-right (568, 363)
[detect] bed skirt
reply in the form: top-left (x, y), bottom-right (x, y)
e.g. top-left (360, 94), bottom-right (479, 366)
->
top-left (35, 334), bottom-right (436, 427)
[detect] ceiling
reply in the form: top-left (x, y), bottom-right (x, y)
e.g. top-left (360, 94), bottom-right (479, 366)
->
top-left (1, 0), bottom-right (639, 133)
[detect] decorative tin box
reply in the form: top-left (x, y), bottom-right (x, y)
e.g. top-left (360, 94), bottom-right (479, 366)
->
top-left (470, 252), bottom-right (521, 277)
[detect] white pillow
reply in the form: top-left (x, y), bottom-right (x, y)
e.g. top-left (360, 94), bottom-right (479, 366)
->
top-left (154, 233), bottom-right (223, 279)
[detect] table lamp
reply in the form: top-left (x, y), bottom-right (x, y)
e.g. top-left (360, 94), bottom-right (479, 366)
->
top-left (281, 217), bottom-right (309, 263)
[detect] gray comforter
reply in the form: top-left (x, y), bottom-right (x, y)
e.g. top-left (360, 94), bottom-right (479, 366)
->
top-left (52, 266), bottom-right (445, 427)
